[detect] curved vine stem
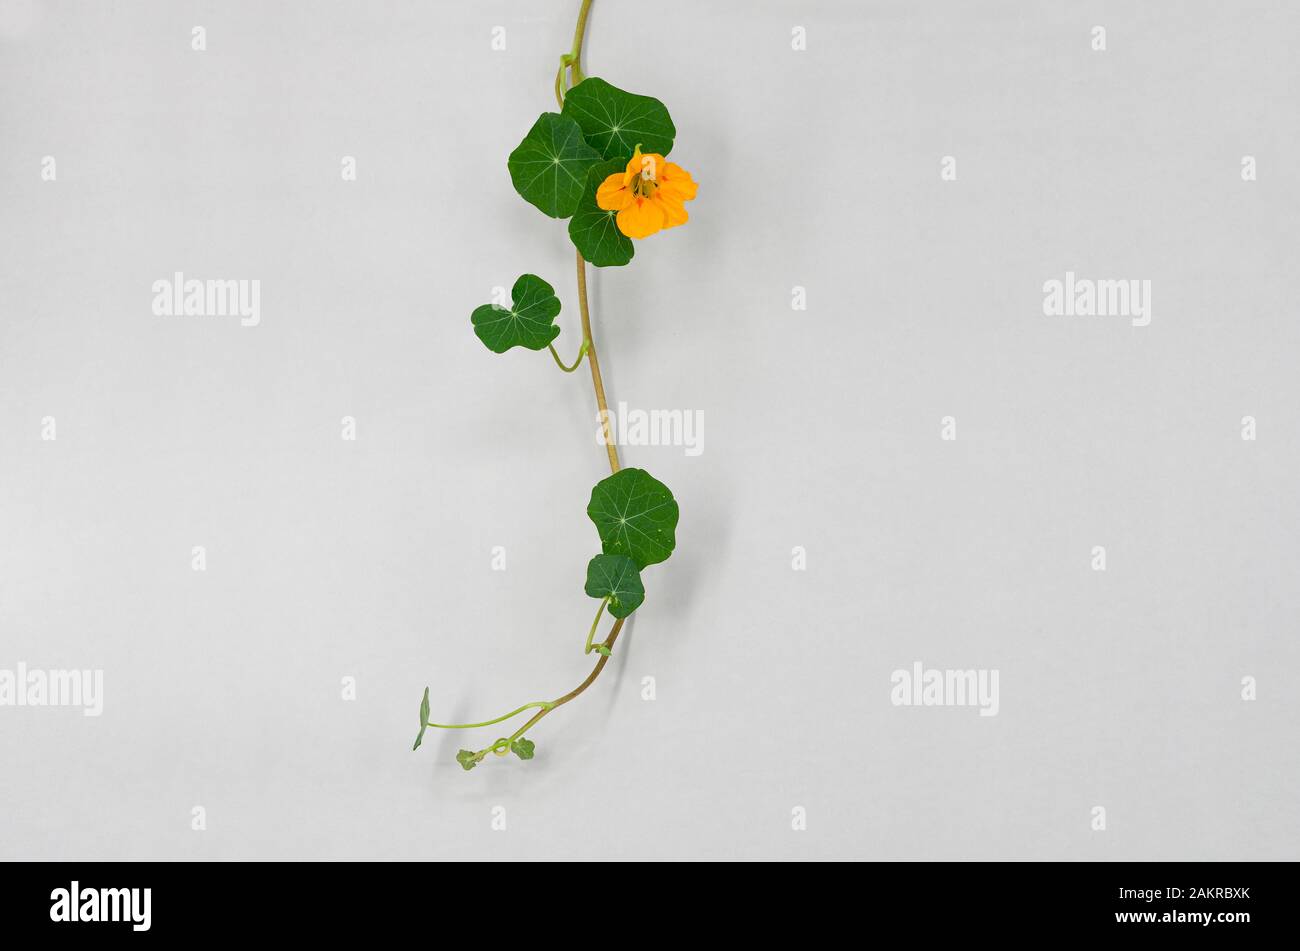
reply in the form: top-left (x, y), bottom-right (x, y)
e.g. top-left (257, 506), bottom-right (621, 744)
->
top-left (506, 616), bottom-right (626, 744)
top-left (569, 0), bottom-right (593, 85)
top-left (426, 701), bottom-right (554, 730)
top-left (584, 596), bottom-right (610, 654)
top-left (554, 0), bottom-right (594, 106)
top-left (548, 338), bottom-right (589, 372)
top-left (554, 0), bottom-right (621, 474)
top-left (577, 251), bottom-right (622, 474)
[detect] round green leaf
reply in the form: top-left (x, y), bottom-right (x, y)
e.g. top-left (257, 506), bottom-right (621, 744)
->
top-left (570, 160), bottom-right (634, 268)
top-left (586, 468), bottom-right (679, 569)
top-left (561, 77), bottom-right (675, 161)
top-left (507, 112), bottom-right (602, 218)
top-left (584, 553), bottom-right (645, 619)
top-left (471, 274), bottom-right (561, 353)
top-left (510, 738), bottom-right (536, 761)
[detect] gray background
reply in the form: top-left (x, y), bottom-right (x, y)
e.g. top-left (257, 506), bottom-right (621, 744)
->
top-left (2, 0), bottom-right (1297, 860)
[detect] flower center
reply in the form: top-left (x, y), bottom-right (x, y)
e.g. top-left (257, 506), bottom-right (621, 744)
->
top-left (632, 175), bottom-right (659, 199)
top-left (630, 148), bottom-right (659, 199)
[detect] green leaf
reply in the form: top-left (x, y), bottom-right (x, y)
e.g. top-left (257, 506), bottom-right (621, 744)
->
top-left (587, 468), bottom-right (679, 569)
top-left (412, 687), bottom-right (430, 751)
top-left (471, 274), bottom-right (562, 354)
top-left (507, 112), bottom-right (602, 218)
top-left (569, 160), bottom-right (635, 268)
top-left (584, 553), bottom-right (645, 619)
top-left (510, 738), bottom-right (536, 761)
top-left (456, 749), bottom-right (479, 771)
top-left (593, 644), bottom-right (612, 657)
top-left (561, 77), bottom-right (675, 161)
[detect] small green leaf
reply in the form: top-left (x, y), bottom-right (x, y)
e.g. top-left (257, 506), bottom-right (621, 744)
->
top-left (561, 77), bottom-right (675, 161)
top-left (593, 644), bottom-right (612, 657)
top-left (412, 687), bottom-right (430, 751)
top-left (456, 749), bottom-right (479, 771)
top-left (510, 738), bottom-right (536, 760)
top-left (471, 274), bottom-right (561, 354)
top-left (569, 160), bottom-right (635, 268)
top-left (587, 468), bottom-right (679, 569)
top-left (584, 553), bottom-right (645, 619)
top-left (507, 112), bottom-right (602, 218)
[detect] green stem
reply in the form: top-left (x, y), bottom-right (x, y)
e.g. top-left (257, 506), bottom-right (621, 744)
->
top-left (548, 338), bottom-right (588, 373)
top-left (554, 57), bottom-right (569, 106)
top-left (584, 597), bottom-right (610, 654)
top-left (577, 252), bottom-right (621, 473)
top-left (568, 0), bottom-right (593, 83)
top-left (425, 701), bottom-right (553, 731)
top-left (466, 599), bottom-right (619, 754)
top-left (554, 0), bottom-right (594, 105)
top-left (508, 721), bottom-right (534, 745)
top-left (507, 616), bottom-right (625, 744)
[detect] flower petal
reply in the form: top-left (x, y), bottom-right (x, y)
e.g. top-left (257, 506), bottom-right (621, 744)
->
top-left (654, 191), bottom-right (689, 229)
top-left (596, 174), bottom-right (633, 211)
top-left (616, 197), bottom-right (666, 239)
top-left (659, 162), bottom-right (698, 201)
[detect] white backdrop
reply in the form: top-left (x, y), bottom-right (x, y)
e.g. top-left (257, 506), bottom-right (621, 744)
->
top-left (1, 0), bottom-right (1297, 859)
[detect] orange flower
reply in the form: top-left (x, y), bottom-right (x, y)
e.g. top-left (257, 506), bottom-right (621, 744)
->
top-left (596, 146), bottom-right (698, 239)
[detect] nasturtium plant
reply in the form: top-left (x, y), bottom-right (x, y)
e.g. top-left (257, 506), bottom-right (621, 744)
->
top-left (587, 468), bottom-right (679, 568)
top-left (471, 274), bottom-right (562, 353)
top-left (414, 0), bottom-right (697, 771)
top-left (507, 112), bottom-right (601, 219)
top-left (560, 77), bottom-right (676, 161)
top-left (584, 553), bottom-right (645, 619)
